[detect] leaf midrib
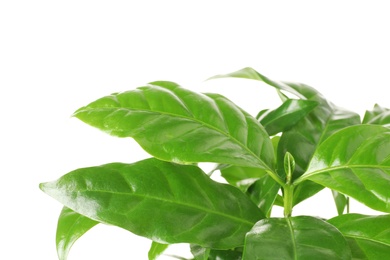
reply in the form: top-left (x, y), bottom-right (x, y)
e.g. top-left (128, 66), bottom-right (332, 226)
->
top-left (77, 107), bottom-right (273, 171)
top-left (286, 218), bottom-right (298, 260)
top-left (297, 165), bottom-right (390, 184)
top-left (73, 188), bottom-right (257, 227)
top-left (345, 234), bottom-right (390, 247)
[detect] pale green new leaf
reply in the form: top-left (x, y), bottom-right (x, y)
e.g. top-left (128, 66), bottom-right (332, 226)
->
top-left (243, 216), bottom-right (351, 260)
top-left (40, 158), bottom-right (264, 249)
top-left (56, 207), bottom-right (99, 260)
top-left (328, 214), bottom-right (390, 259)
top-left (298, 125), bottom-right (390, 213)
top-left (73, 81), bottom-right (275, 171)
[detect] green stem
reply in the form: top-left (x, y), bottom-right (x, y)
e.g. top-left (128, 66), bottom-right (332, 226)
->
top-left (283, 184), bottom-right (294, 217)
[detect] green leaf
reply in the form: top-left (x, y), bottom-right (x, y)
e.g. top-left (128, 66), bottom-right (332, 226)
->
top-left (258, 99), bottom-right (318, 136)
top-left (363, 104), bottom-right (390, 126)
top-left (40, 158), bottom-right (264, 249)
top-left (220, 166), bottom-right (267, 192)
top-left (243, 216), bottom-right (351, 260)
top-left (191, 245), bottom-right (242, 260)
top-left (73, 81), bottom-right (275, 171)
top-left (56, 207), bottom-right (99, 260)
top-left (190, 244), bottom-right (210, 260)
top-left (298, 125), bottom-right (390, 213)
top-left (148, 241), bottom-right (169, 260)
top-left (222, 136), bottom-right (281, 217)
top-left (277, 90), bottom-right (360, 206)
top-left (332, 190), bottom-right (348, 215)
top-left (209, 67), bottom-right (311, 99)
top-left (246, 175), bottom-right (280, 218)
top-left (210, 67), bottom-right (360, 205)
top-left (328, 214), bottom-right (390, 259)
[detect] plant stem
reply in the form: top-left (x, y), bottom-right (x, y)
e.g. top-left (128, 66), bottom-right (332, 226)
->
top-left (283, 184), bottom-right (294, 217)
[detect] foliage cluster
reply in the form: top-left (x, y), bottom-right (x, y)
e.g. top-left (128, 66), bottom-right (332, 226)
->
top-left (41, 68), bottom-right (390, 259)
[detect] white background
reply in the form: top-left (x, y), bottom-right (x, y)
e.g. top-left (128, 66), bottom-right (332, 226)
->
top-left (1, 1), bottom-right (389, 259)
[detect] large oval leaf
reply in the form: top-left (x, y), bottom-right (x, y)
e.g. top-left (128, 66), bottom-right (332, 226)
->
top-left (56, 207), bottom-right (98, 260)
top-left (73, 81), bottom-right (275, 171)
top-left (40, 158), bottom-right (264, 249)
top-left (298, 125), bottom-right (390, 213)
top-left (328, 214), bottom-right (390, 259)
top-left (243, 216), bottom-right (351, 260)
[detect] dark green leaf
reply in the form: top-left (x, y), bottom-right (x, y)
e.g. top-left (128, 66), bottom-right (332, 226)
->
top-left (332, 190), bottom-right (348, 216)
top-left (363, 104), bottom-right (390, 126)
top-left (56, 207), bottom-right (99, 260)
top-left (258, 99), bottom-right (318, 136)
top-left (277, 89), bottom-right (360, 206)
top-left (273, 194), bottom-right (284, 207)
top-left (246, 175), bottom-right (280, 218)
top-left (73, 81), bottom-right (275, 171)
top-left (298, 125), bottom-right (390, 213)
top-left (328, 214), bottom-right (390, 259)
top-left (40, 158), bottom-right (264, 249)
top-left (223, 136), bottom-right (281, 217)
top-left (148, 241), bottom-right (169, 260)
top-left (243, 216), bottom-right (351, 260)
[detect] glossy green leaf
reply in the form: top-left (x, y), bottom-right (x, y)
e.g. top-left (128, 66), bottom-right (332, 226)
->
top-left (40, 158), bottom-right (264, 249)
top-left (332, 190), bottom-right (348, 215)
top-left (243, 216), bottom-right (351, 260)
top-left (209, 67), bottom-right (311, 99)
top-left (56, 207), bottom-right (99, 260)
top-left (148, 241), bottom-right (169, 260)
top-left (246, 175), bottom-right (280, 218)
top-left (363, 104), bottom-right (390, 126)
top-left (223, 136), bottom-right (281, 217)
top-left (210, 67), bottom-right (360, 205)
top-left (220, 166), bottom-right (267, 192)
top-left (276, 88), bottom-right (360, 206)
top-left (258, 99), bottom-right (318, 136)
top-left (73, 81), bottom-right (275, 171)
top-left (299, 125), bottom-right (390, 213)
top-left (328, 214), bottom-right (390, 259)
top-left (191, 245), bottom-right (242, 260)
top-left (191, 244), bottom-right (210, 260)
